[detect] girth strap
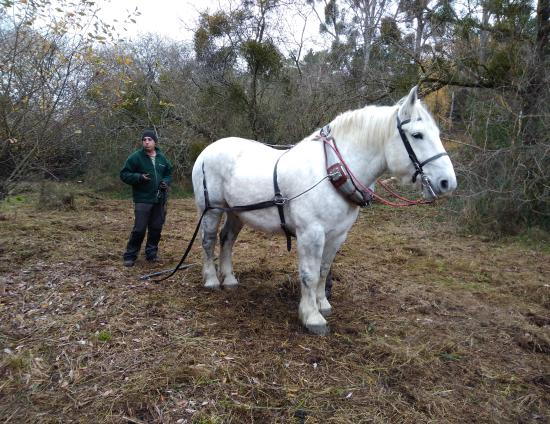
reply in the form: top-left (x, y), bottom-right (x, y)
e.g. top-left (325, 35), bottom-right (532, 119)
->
top-left (272, 154), bottom-right (293, 250)
top-left (202, 153), bottom-right (294, 252)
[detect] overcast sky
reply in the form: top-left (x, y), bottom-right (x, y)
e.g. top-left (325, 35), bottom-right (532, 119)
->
top-left (97, 0), bottom-right (225, 42)
top-left (97, 0), bottom-right (324, 49)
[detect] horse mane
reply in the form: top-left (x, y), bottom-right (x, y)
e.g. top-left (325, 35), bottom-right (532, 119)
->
top-left (328, 99), bottom-right (437, 147)
top-left (328, 105), bottom-right (396, 148)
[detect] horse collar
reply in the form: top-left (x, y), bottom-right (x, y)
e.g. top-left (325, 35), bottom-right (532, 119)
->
top-left (320, 128), bottom-right (372, 207)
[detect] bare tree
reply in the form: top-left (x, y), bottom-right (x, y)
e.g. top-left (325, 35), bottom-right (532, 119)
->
top-left (0, 0), bottom-right (135, 198)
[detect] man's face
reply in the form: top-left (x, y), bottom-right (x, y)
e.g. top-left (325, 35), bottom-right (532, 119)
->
top-left (142, 137), bottom-right (155, 152)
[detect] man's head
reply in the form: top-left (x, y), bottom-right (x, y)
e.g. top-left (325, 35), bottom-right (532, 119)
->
top-left (141, 129), bottom-right (157, 153)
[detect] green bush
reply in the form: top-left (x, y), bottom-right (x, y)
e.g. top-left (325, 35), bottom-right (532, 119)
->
top-left (454, 145), bottom-right (549, 237)
top-left (37, 181), bottom-right (77, 211)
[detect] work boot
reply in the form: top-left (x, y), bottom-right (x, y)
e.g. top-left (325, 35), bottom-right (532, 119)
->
top-left (123, 259), bottom-right (135, 267)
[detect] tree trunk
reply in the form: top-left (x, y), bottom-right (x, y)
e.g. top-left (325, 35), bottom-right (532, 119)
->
top-left (521, 0), bottom-right (549, 144)
top-left (479, 5), bottom-right (490, 63)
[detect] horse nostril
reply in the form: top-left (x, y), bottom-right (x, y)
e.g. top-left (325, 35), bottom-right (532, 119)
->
top-left (440, 179), bottom-right (449, 191)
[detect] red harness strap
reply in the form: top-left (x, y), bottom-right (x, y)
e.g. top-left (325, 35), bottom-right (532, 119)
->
top-left (319, 133), bottom-right (435, 207)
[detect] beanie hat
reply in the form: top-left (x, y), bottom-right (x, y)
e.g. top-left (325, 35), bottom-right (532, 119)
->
top-left (141, 129), bottom-right (158, 143)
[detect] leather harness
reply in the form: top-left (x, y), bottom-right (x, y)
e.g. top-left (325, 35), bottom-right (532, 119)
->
top-left (319, 125), bottom-right (373, 207)
top-left (201, 116), bottom-right (448, 251)
top-left (144, 117), bottom-right (449, 282)
top-left (201, 153), bottom-right (294, 251)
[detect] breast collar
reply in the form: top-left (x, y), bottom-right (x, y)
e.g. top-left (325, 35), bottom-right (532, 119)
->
top-left (319, 125), bottom-right (372, 207)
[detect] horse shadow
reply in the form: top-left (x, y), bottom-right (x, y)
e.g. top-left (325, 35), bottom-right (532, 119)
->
top-left (197, 267), bottom-right (352, 337)
top-left (203, 268), bottom-right (308, 334)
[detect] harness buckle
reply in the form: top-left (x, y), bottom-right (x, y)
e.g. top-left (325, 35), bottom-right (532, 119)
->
top-left (273, 193), bottom-right (287, 206)
top-left (327, 163), bottom-right (347, 188)
top-left (320, 124), bottom-right (331, 138)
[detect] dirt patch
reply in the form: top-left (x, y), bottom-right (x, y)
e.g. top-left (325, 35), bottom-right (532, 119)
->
top-left (1, 196), bottom-right (549, 423)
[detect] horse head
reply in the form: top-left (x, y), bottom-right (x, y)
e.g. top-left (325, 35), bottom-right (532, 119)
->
top-left (385, 86), bottom-right (457, 199)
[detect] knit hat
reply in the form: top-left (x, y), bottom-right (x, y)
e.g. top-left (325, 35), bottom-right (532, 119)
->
top-left (141, 129), bottom-right (158, 143)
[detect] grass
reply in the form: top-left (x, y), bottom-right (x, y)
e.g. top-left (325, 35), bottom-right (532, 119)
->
top-left (0, 186), bottom-right (549, 423)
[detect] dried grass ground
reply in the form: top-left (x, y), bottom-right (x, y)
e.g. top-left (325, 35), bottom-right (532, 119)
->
top-left (1, 193), bottom-right (549, 423)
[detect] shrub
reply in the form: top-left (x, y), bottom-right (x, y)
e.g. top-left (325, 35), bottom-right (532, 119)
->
top-left (455, 144), bottom-right (549, 236)
top-left (37, 181), bottom-right (77, 211)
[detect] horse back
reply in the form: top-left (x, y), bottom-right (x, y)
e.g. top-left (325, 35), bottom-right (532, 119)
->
top-left (192, 138), bottom-right (285, 207)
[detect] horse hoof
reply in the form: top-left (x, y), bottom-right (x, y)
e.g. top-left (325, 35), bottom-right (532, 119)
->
top-left (306, 323), bottom-right (329, 336)
top-left (204, 282), bottom-right (221, 291)
top-left (320, 308), bottom-right (332, 318)
top-left (222, 275), bottom-right (239, 289)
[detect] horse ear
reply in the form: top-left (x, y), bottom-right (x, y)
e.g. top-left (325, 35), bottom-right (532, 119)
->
top-left (408, 86), bottom-right (418, 105)
top-left (399, 86), bottom-right (418, 120)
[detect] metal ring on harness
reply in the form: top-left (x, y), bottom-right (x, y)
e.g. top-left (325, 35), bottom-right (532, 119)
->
top-left (273, 193), bottom-right (287, 206)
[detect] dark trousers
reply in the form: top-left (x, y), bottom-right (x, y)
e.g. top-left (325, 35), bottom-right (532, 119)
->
top-left (123, 202), bottom-right (166, 261)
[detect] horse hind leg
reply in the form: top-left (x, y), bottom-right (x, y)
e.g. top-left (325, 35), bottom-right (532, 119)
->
top-left (201, 209), bottom-right (224, 290)
top-left (219, 212), bottom-right (243, 289)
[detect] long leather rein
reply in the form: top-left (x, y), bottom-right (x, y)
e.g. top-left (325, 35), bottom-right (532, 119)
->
top-left (141, 116), bottom-right (449, 281)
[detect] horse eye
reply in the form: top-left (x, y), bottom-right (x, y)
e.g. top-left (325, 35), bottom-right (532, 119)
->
top-left (412, 132), bottom-right (423, 140)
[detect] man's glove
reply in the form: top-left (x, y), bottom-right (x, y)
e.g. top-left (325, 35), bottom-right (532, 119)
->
top-left (139, 173), bottom-right (151, 183)
top-left (159, 181), bottom-right (168, 190)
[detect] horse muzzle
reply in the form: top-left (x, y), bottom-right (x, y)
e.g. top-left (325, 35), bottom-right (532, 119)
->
top-left (422, 174), bottom-right (457, 199)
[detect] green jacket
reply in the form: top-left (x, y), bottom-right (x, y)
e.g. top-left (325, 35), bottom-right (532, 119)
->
top-left (120, 148), bottom-right (173, 204)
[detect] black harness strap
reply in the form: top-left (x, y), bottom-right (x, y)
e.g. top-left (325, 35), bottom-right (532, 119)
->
top-left (396, 116), bottom-right (449, 184)
top-left (147, 156), bottom-right (293, 282)
top-left (397, 117), bottom-right (423, 182)
top-left (273, 154), bottom-right (293, 251)
top-left (148, 206), bottom-right (208, 282)
top-left (416, 152), bottom-right (449, 179)
top-left (202, 153), bottom-right (293, 252)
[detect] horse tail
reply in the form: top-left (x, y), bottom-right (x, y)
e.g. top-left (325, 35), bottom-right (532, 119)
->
top-left (191, 153), bottom-right (207, 213)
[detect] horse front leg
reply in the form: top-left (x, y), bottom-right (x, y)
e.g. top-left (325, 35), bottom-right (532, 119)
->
top-left (317, 234), bottom-right (347, 318)
top-left (218, 212), bottom-right (243, 289)
top-left (201, 210), bottom-right (223, 290)
top-left (297, 228), bottom-right (328, 335)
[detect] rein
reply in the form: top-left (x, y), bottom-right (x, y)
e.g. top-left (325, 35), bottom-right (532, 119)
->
top-left (141, 156), bottom-right (331, 282)
top-left (319, 115), bottom-right (448, 207)
top-left (141, 118), bottom-right (448, 281)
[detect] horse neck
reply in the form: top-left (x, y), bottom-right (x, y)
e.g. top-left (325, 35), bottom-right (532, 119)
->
top-left (330, 106), bottom-right (396, 187)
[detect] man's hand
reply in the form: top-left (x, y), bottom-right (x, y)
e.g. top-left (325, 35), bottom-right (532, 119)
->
top-left (159, 181), bottom-right (168, 190)
top-left (140, 173), bottom-right (151, 183)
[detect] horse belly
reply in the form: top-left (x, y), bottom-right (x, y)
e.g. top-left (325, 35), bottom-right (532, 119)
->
top-left (224, 171), bottom-right (284, 234)
top-left (237, 209), bottom-right (285, 234)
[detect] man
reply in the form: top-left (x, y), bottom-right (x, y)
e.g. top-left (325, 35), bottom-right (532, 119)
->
top-left (120, 129), bottom-right (173, 267)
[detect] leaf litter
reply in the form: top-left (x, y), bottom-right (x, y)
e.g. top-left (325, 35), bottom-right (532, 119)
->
top-left (0, 194), bottom-right (549, 423)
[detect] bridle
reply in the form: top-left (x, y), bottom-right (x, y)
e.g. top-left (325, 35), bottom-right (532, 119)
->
top-left (319, 114), bottom-right (450, 207)
top-left (396, 115), bottom-right (449, 199)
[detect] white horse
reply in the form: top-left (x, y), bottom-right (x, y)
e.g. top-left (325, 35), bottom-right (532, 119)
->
top-left (191, 86), bottom-right (456, 334)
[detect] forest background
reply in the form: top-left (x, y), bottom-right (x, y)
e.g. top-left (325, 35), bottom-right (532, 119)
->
top-left (1, 0), bottom-right (548, 237)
